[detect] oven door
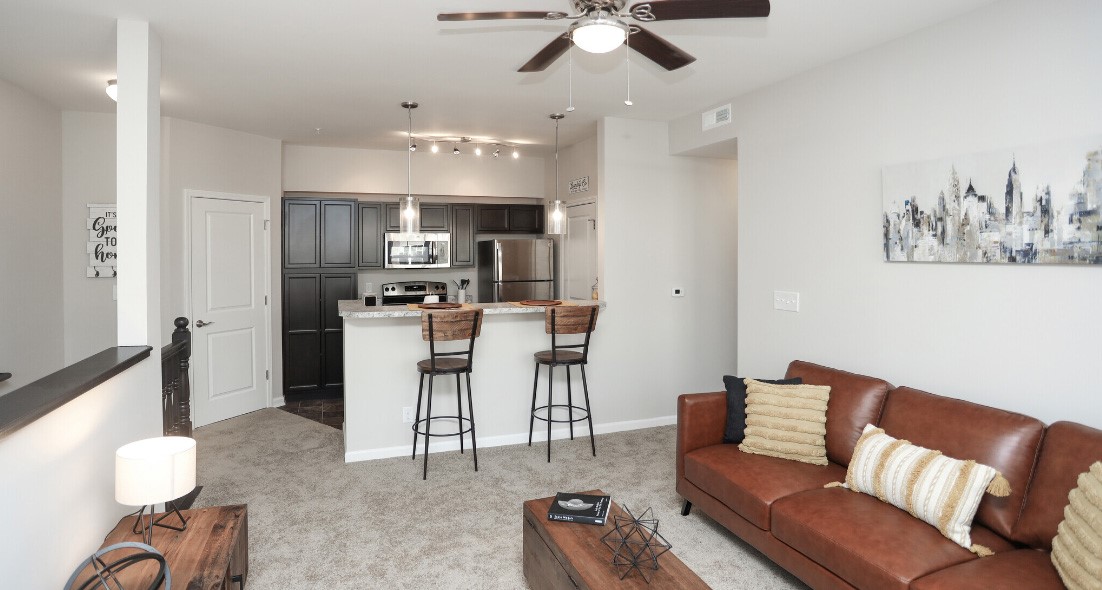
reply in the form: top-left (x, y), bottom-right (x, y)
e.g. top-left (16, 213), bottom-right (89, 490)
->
top-left (385, 233), bottom-right (451, 268)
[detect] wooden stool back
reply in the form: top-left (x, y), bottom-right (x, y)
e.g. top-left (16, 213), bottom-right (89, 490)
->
top-left (422, 310), bottom-right (483, 342)
top-left (544, 305), bottom-right (598, 335)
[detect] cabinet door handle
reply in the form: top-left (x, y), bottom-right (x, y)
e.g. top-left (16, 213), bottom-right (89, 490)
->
top-left (195, 320), bottom-right (214, 328)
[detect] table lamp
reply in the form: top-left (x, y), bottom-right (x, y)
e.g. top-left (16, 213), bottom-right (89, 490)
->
top-left (115, 436), bottom-right (197, 545)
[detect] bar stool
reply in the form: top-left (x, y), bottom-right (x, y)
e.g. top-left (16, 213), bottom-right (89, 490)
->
top-left (412, 309), bottom-right (483, 480)
top-left (529, 305), bottom-right (599, 462)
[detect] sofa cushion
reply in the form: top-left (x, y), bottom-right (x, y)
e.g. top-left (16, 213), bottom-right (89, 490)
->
top-left (784, 360), bottom-right (892, 466)
top-left (879, 386), bottom-right (1044, 540)
top-left (1051, 461), bottom-right (1102, 590)
top-left (739, 379), bottom-right (831, 466)
top-left (841, 423), bottom-right (1009, 554)
top-left (722, 375), bottom-right (802, 444)
top-left (910, 549), bottom-right (1066, 590)
top-left (682, 444), bottom-right (846, 530)
top-left (1014, 421), bottom-right (1102, 551)
top-left (771, 487), bottom-right (1015, 590)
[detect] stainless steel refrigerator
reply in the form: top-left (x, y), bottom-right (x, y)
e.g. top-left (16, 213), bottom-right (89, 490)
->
top-left (476, 239), bottom-right (555, 302)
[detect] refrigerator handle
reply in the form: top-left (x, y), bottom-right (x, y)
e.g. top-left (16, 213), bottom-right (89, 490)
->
top-left (496, 243), bottom-right (503, 282)
top-left (547, 241), bottom-right (553, 282)
top-left (495, 283), bottom-right (502, 303)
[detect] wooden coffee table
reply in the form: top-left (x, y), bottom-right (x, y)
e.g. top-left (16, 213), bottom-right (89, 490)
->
top-left (523, 490), bottom-right (711, 589)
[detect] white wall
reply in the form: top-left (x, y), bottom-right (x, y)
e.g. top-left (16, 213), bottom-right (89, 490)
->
top-left (595, 117), bottom-right (738, 418)
top-left (62, 112), bottom-right (118, 364)
top-left (283, 144), bottom-right (547, 198)
top-left (0, 78), bottom-right (64, 393)
top-left (0, 357), bottom-right (162, 588)
top-left (674, 0), bottom-right (1102, 427)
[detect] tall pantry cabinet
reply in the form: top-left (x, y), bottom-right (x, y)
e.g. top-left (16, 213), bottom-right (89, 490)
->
top-left (282, 198), bottom-right (357, 397)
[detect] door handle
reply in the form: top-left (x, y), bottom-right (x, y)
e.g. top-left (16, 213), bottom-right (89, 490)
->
top-left (195, 320), bottom-right (214, 328)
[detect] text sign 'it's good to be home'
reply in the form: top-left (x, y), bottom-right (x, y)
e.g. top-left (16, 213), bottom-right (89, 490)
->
top-left (87, 204), bottom-right (117, 278)
top-left (569, 176), bottom-right (589, 194)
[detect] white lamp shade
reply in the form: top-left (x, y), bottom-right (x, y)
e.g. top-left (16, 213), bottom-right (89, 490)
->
top-left (572, 20), bottom-right (626, 54)
top-left (115, 436), bottom-right (196, 506)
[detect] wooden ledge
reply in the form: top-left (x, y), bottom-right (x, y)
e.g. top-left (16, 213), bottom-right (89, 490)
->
top-left (0, 346), bottom-right (152, 440)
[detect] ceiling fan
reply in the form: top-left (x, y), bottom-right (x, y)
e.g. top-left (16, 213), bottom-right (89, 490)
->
top-left (438, 0), bottom-right (770, 72)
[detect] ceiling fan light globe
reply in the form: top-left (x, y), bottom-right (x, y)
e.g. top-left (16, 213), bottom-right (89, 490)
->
top-left (572, 20), bottom-right (626, 54)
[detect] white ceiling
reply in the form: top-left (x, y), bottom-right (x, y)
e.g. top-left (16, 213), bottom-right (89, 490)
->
top-left (0, 0), bottom-right (998, 151)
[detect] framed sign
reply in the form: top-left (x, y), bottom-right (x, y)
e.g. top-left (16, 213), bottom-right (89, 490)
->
top-left (87, 204), bottom-right (117, 277)
top-left (569, 176), bottom-right (589, 194)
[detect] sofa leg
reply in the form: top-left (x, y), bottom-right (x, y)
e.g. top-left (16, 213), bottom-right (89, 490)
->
top-left (681, 500), bottom-right (692, 516)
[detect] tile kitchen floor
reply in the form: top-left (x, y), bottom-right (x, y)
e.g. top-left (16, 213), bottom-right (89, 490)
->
top-left (278, 397), bottom-right (344, 430)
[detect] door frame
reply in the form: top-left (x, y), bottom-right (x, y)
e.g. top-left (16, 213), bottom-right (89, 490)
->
top-left (183, 190), bottom-right (274, 419)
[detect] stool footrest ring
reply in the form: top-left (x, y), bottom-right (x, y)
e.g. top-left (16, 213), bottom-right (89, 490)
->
top-left (413, 415), bottom-right (474, 437)
top-left (532, 403), bottom-right (591, 424)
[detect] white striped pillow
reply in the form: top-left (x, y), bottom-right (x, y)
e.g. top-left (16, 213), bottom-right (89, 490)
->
top-left (828, 424), bottom-right (1011, 555)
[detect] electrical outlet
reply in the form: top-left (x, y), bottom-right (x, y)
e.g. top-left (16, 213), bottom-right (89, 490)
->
top-left (671, 287), bottom-right (685, 297)
top-left (402, 407), bottom-right (415, 424)
top-left (773, 290), bottom-right (800, 312)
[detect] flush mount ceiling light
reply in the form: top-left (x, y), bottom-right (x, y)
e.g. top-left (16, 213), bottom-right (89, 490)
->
top-left (106, 78), bottom-right (118, 101)
top-left (570, 13), bottom-right (627, 54)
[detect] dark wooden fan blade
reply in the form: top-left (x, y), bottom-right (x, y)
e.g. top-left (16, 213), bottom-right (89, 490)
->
top-left (629, 26), bottom-right (695, 70)
top-left (518, 35), bottom-right (571, 72)
top-left (438, 11), bottom-right (560, 21)
top-left (630, 0), bottom-right (770, 21)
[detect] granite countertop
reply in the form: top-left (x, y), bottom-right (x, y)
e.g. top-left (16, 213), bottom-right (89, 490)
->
top-left (339, 300), bottom-right (605, 319)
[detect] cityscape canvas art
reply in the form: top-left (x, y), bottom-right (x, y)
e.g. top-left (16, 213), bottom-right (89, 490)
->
top-left (883, 136), bottom-right (1102, 264)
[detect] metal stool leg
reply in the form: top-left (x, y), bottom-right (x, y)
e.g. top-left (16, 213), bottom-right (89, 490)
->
top-left (412, 373), bottom-right (425, 459)
top-left (529, 362), bottom-right (539, 446)
top-left (466, 372), bottom-right (478, 471)
top-left (581, 364), bottom-right (595, 456)
top-left (423, 374), bottom-right (434, 480)
top-left (547, 365), bottom-right (554, 463)
top-left (566, 365), bottom-right (574, 440)
top-left (456, 373), bottom-right (464, 454)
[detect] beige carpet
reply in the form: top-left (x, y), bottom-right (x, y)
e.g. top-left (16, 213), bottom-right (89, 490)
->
top-left (194, 408), bottom-right (807, 589)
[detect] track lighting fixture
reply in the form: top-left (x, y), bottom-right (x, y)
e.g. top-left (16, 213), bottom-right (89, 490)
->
top-left (431, 141), bottom-right (438, 153)
top-left (453, 144), bottom-right (460, 155)
top-left (406, 133), bottom-right (521, 160)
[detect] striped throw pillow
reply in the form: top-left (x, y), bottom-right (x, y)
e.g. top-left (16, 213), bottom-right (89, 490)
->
top-left (1052, 461), bottom-right (1102, 590)
top-left (828, 424), bottom-right (1011, 555)
top-left (738, 379), bottom-right (830, 466)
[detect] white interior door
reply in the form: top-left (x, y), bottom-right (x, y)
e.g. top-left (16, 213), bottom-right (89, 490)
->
top-left (190, 195), bottom-right (269, 427)
top-left (565, 202), bottom-right (597, 300)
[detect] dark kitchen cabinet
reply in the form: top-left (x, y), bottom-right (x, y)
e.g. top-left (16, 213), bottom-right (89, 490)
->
top-left (357, 203), bottom-right (383, 268)
top-left (385, 202), bottom-right (449, 232)
top-left (476, 204), bottom-right (545, 234)
top-left (451, 205), bottom-right (475, 267)
top-left (282, 271), bottom-right (354, 396)
top-left (283, 198), bottom-right (357, 269)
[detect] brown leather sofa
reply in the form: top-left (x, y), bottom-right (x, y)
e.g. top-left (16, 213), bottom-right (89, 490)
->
top-left (676, 360), bottom-right (1102, 590)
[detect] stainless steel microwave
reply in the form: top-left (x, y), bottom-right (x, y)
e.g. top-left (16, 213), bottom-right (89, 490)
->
top-left (384, 233), bottom-right (451, 269)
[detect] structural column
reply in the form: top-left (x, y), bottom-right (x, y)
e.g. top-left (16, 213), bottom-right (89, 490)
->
top-left (115, 20), bottom-right (162, 347)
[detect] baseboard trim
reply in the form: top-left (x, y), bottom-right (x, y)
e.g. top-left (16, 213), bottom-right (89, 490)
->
top-left (344, 414), bottom-right (676, 463)
top-left (271, 395), bottom-right (285, 408)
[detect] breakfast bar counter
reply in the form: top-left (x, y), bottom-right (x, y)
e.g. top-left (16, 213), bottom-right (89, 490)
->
top-left (338, 300), bottom-right (605, 463)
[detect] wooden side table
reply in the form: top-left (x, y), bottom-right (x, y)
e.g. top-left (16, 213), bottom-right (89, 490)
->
top-left (85, 504), bottom-right (248, 590)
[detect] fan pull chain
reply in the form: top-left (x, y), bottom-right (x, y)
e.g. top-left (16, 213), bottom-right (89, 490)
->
top-left (624, 30), bottom-right (633, 106)
top-left (567, 40), bottom-right (575, 112)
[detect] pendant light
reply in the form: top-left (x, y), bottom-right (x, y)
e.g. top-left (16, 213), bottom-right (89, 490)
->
top-left (400, 102), bottom-right (420, 234)
top-left (548, 113), bottom-right (566, 235)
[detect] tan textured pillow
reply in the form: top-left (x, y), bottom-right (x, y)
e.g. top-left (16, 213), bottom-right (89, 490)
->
top-left (738, 379), bottom-right (830, 466)
top-left (1052, 461), bottom-right (1102, 590)
top-left (828, 424), bottom-right (1011, 556)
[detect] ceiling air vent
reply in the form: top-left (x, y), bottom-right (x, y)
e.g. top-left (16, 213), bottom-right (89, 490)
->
top-left (701, 104), bottom-right (732, 131)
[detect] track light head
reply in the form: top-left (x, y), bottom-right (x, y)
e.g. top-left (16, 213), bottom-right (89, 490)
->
top-left (409, 143), bottom-right (417, 152)
top-left (512, 148), bottom-right (520, 159)
top-left (453, 145), bottom-right (460, 155)
top-left (431, 142), bottom-right (438, 153)
top-left (493, 148), bottom-right (501, 158)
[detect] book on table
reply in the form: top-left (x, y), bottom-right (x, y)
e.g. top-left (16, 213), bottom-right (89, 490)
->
top-left (547, 492), bottom-right (611, 525)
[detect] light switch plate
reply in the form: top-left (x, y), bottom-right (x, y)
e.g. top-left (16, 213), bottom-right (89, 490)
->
top-left (774, 290), bottom-right (799, 312)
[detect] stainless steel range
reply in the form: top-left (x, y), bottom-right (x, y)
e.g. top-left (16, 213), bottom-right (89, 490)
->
top-left (380, 281), bottom-right (449, 305)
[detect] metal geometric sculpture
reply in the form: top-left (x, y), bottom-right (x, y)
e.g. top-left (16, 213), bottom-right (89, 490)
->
top-left (599, 505), bottom-right (672, 583)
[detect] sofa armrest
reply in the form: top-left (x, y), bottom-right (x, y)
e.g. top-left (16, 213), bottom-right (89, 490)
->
top-left (676, 392), bottom-right (727, 484)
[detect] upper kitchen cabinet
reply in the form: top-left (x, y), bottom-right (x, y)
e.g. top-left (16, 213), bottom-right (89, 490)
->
top-left (357, 203), bottom-right (383, 268)
top-left (476, 204), bottom-right (544, 234)
top-left (451, 205), bottom-right (475, 267)
top-left (320, 200), bottom-right (356, 267)
top-left (385, 202), bottom-right (450, 232)
top-left (283, 198), bottom-right (357, 269)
